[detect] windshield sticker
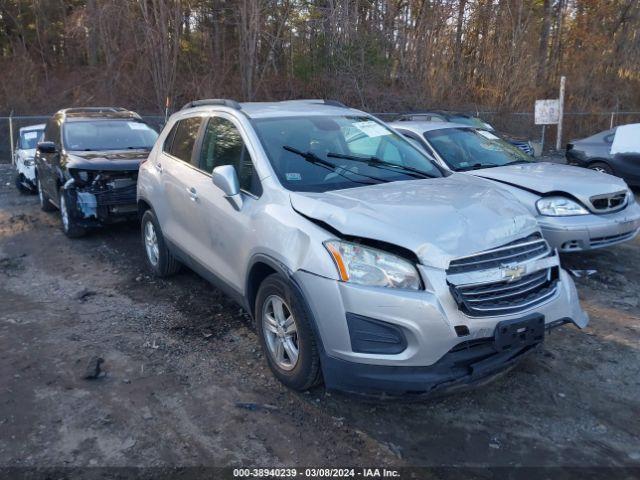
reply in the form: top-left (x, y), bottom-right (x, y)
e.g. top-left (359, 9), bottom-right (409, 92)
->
top-left (477, 130), bottom-right (499, 140)
top-left (24, 132), bottom-right (38, 140)
top-left (128, 122), bottom-right (148, 130)
top-left (286, 173), bottom-right (302, 181)
top-left (352, 121), bottom-right (390, 138)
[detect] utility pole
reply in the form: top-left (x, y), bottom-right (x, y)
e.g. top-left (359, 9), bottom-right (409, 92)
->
top-left (556, 76), bottom-right (566, 151)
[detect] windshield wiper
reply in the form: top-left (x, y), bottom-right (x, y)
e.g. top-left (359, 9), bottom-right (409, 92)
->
top-left (326, 152), bottom-right (434, 179)
top-left (282, 146), bottom-right (386, 185)
top-left (127, 146), bottom-right (151, 150)
top-left (455, 163), bottom-right (500, 171)
top-left (283, 146), bottom-right (337, 169)
top-left (506, 159), bottom-right (534, 165)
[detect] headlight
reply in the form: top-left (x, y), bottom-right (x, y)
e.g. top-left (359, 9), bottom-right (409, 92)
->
top-left (324, 240), bottom-right (422, 290)
top-left (23, 158), bottom-right (35, 166)
top-left (69, 169), bottom-right (93, 186)
top-left (536, 196), bottom-right (589, 216)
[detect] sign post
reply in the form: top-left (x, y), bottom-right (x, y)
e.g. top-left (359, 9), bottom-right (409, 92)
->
top-left (9, 111), bottom-right (15, 166)
top-left (556, 76), bottom-right (566, 150)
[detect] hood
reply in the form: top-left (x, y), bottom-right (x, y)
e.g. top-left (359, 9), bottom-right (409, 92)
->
top-left (469, 162), bottom-right (629, 211)
top-left (20, 148), bottom-right (36, 159)
top-left (65, 150), bottom-right (149, 171)
top-left (290, 175), bottom-right (539, 269)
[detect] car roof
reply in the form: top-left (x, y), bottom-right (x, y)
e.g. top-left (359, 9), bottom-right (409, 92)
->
top-left (19, 123), bottom-right (45, 132)
top-left (179, 99), bottom-right (367, 120)
top-left (389, 121), bottom-right (472, 135)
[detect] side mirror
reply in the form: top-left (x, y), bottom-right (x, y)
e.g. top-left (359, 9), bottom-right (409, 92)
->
top-left (37, 141), bottom-right (57, 154)
top-left (212, 165), bottom-right (243, 210)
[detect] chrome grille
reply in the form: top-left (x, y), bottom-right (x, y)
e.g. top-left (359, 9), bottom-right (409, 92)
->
top-left (447, 233), bottom-right (548, 275)
top-left (447, 233), bottom-right (558, 317)
top-left (450, 268), bottom-right (559, 317)
top-left (590, 191), bottom-right (627, 213)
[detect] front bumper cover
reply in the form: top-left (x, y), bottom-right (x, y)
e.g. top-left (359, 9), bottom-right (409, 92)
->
top-left (293, 265), bottom-right (587, 397)
top-left (539, 201), bottom-right (640, 252)
top-left (321, 318), bottom-right (571, 398)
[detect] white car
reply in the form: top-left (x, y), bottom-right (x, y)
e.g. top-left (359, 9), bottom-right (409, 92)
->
top-left (14, 123), bottom-right (45, 193)
top-left (391, 121), bottom-right (640, 252)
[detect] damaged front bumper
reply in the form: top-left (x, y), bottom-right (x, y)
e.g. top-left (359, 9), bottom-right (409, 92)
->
top-left (63, 172), bottom-right (138, 226)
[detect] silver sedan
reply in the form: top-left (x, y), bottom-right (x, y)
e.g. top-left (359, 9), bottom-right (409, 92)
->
top-left (390, 121), bottom-right (640, 252)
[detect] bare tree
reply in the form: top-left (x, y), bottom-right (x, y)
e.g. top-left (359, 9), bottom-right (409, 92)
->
top-left (138, 0), bottom-right (182, 112)
top-left (238, 0), bottom-right (261, 100)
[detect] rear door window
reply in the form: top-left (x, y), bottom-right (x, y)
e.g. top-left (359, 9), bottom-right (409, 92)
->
top-left (168, 117), bottom-right (202, 166)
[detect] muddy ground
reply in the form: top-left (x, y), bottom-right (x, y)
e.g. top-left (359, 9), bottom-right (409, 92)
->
top-left (0, 163), bottom-right (639, 470)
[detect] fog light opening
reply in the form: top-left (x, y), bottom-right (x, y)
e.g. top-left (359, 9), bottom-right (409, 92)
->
top-left (455, 325), bottom-right (470, 337)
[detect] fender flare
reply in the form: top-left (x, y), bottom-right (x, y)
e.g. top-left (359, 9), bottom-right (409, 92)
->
top-left (245, 253), bottom-right (328, 357)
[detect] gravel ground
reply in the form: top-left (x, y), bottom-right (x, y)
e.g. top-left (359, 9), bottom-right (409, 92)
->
top-left (0, 163), bottom-right (639, 471)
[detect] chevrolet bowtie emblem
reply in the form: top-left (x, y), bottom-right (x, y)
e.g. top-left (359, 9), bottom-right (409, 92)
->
top-left (501, 264), bottom-right (526, 282)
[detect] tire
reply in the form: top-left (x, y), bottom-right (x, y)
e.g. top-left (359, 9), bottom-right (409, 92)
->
top-left (141, 209), bottom-right (181, 277)
top-left (14, 172), bottom-right (31, 194)
top-left (37, 177), bottom-right (56, 212)
top-left (59, 189), bottom-right (87, 238)
top-left (255, 273), bottom-right (322, 391)
top-left (589, 161), bottom-right (613, 175)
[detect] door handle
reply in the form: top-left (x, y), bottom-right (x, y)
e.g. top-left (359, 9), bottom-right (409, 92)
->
top-left (186, 187), bottom-right (198, 201)
top-left (154, 162), bottom-right (163, 173)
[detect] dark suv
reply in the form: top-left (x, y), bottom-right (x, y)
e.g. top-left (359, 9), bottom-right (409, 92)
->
top-left (35, 107), bottom-right (158, 237)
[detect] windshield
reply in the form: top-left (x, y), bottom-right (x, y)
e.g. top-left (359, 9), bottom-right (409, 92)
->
top-left (63, 120), bottom-right (158, 151)
top-left (424, 128), bottom-right (535, 171)
top-left (252, 115), bottom-right (443, 192)
top-left (19, 129), bottom-right (43, 150)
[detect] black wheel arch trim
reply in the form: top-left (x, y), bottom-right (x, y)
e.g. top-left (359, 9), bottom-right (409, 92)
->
top-left (246, 253), bottom-right (329, 358)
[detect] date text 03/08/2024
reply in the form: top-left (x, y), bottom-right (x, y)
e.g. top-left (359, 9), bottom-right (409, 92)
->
top-left (232, 468), bottom-right (401, 478)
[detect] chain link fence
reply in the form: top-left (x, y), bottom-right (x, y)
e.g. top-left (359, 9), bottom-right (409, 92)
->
top-left (0, 114), bottom-right (166, 164)
top-left (2, 111), bottom-right (640, 163)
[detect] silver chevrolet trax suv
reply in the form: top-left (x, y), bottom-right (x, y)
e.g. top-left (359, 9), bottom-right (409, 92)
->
top-left (137, 99), bottom-right (588, 397)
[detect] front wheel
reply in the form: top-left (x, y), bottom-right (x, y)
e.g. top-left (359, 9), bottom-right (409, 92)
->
top-left (14, 172), bottom-right (32, 194)
top-left (255, 274), bottom-right (321, 391)
top-left (59, 189), bottom-right (87, 238)
top-left (38, 177), bottom-right (56, 212)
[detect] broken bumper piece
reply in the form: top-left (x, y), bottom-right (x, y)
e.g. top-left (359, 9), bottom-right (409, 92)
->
top-left (67, 175), bottom-right (138, 226)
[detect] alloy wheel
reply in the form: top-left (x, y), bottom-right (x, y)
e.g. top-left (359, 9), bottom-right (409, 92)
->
top-left (38, 180), bottom-right (44, 206)
top-left (144, 220), bottom-right (160, 266)
top-left (262, 295), bottom-right (299, 371)
top-left (60, 193), bottom-right (69, 231)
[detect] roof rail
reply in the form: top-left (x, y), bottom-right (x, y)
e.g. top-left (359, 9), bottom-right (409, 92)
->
top-left (323, 99), bottom-right (347, 108)
top-left (62, 107), bottom-right (127, 114)
top-left (181, 99), bottom-right (242, 110)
